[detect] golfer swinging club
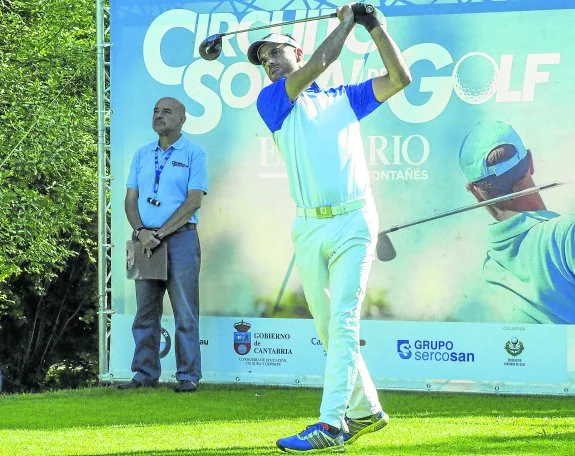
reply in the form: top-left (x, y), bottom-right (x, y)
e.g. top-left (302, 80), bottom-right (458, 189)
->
top-left (247, 4), bottom-right (411, 453)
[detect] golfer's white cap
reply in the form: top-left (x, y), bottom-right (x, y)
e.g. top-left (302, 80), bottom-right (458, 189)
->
top-left (459, 120), bottom-right (528, 182)
top-left (247, 33), bottom-right (302, 65)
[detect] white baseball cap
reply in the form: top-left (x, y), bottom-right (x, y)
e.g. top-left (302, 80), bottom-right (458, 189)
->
top-left (459, 120), bottom-right (528, 182)
top-left (247, 33), bottom-right (302, 65)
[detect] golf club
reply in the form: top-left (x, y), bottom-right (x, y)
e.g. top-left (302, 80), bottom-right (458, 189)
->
top-left (271, 254), bottom-right (296, 316)
top-left (376, 180), bottom-right (573, 262)
top-left (199, 4), bottom-right (375, 60)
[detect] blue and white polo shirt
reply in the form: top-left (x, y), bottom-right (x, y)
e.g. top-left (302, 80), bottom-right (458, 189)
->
top-left (257, 78), bottom-right (381, 208)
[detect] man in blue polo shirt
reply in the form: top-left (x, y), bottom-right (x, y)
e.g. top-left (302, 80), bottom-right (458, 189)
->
top-left (459, 120), bottom-right (575, 324)
top-left (247, 4), bottom-right (411, 452)
top-left (120, 97), bottom-right (208, 392)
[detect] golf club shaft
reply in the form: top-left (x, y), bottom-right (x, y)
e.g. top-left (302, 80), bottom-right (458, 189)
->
top-left (222, 13), bottom-right (337, 37)
top-left (271, 254), bottom-right (296, 315)
top-left (383, 180), bottom-right (569, 234)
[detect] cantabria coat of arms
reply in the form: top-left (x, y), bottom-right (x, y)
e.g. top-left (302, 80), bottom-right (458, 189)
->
top-left (234, 320), bottom-right (251, 355)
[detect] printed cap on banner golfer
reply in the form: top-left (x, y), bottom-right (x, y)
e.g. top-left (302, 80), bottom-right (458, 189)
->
top-left (459, 120), bottom-right (530, 184)
top-left (247, 33), bottom-right (303, 65)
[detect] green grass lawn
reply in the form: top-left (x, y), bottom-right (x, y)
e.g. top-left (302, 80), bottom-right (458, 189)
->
top-left (0, 385), bottom-right (573, 456)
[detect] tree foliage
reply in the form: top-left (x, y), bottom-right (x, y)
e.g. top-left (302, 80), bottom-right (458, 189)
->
top-left (0, 0), bottom-right (98, 391)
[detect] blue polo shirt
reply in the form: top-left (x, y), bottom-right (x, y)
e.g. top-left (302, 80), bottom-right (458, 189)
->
top-left (126, 134), bottom-right (208, 227)
top-left (483, 211), bottom-right (575, 324)
top-left (257, 78), bottom-right (381, 208)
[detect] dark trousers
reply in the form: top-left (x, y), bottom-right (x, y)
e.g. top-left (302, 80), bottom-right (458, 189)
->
top-left (131, 228), bottom-right (201, 383)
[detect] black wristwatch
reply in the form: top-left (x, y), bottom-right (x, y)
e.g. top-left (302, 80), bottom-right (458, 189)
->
top-left (133, 226), bottom-right (145, 238)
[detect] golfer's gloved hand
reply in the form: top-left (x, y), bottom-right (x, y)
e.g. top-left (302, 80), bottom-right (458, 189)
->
top-left (352, 3), bottom-right (380, 32)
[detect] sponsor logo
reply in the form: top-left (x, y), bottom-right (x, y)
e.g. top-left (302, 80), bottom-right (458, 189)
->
top-left (397, 340), bottom-right (412, 359)
top-left (505, 337), bottom-right (524, 357)
top-left (233, 320), bottom-right (251, 355)
top-left (504, 336), bottom-right (526, 367)
top-left (258, 134), bottom-right (431, 181)
top-left (234, 321), bottom-right (294, 365)
top-left (159, 327), bottom-right (171, 358)
top-left (251, 330), bottom-right (292, 353)
top-left (397, 339), bottom-right (475, 363)
top-left (172, 160), bottom-right (188, 168)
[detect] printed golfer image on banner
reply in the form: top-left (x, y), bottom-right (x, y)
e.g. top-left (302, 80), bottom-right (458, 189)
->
top-left (108, 0), bottom-right (575, 392)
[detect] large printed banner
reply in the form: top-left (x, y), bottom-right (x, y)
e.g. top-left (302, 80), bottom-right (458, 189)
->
top-left (109, 0), bottom-right (575, 393)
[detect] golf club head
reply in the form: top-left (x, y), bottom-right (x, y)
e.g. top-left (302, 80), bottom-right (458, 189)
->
top-left (376, 232), bottom-right (396, 261)
top-left (199, 34), bottom-right (224, 61)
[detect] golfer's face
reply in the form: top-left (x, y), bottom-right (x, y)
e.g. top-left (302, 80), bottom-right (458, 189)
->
top-left (259, 43), bottom-right (298, 82)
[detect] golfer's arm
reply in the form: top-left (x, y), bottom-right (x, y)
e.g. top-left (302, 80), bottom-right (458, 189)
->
top-left (369, 26), bottom-right (412, 102)
top-left (285, 18), bottom-right (355, 101)
top-left (125, 188), bottom-right (144, 229)
top-left (155, 189), bottom-right (204, 239)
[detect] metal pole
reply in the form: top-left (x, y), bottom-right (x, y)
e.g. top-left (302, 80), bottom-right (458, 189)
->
top-left (96, 0), bottom-right (108, 381)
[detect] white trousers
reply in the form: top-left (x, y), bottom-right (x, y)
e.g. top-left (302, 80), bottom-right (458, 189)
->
top-left (291, 200), bottom-right (382, 429)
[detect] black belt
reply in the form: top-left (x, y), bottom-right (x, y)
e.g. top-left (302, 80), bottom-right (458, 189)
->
top-left (146, 223), bottom-right (197, 233)
top-left (176, 223), bottom-right (197, 232)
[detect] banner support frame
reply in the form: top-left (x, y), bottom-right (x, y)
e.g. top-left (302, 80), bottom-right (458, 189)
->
top-left (96, 0), bottom-right (113, 383)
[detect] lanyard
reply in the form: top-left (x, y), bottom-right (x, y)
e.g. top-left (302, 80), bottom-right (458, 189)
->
top-left (153, 147), bottom-right (174, 197)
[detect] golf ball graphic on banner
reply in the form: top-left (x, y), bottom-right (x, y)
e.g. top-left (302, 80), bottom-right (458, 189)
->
top-left (452, 52), bottom-right (499, 104)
